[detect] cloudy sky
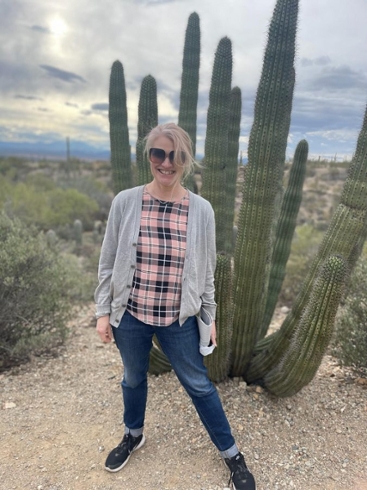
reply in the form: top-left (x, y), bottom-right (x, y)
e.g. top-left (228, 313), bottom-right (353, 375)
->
top-left (1, 0), bottom-right (366, 160)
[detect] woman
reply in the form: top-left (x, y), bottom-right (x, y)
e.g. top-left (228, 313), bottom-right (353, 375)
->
top-left (95, 123), bottom-right (256, 490)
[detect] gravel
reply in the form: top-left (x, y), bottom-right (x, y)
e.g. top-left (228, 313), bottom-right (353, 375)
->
top-left (1, 304), bottom-right (367, 490)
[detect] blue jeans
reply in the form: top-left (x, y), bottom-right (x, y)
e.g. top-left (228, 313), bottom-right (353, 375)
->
top-left (112, 310), bottom-right (238, 457)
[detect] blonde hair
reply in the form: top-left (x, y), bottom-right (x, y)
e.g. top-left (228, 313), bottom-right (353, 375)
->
top-left (144, 122), bottom-right (197, 180)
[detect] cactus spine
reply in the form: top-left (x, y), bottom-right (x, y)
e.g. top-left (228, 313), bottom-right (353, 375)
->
top-left (231, 0), bottom-right (299, 376)
top-left (109, 61), bottom-right (132, 194)
top-left (136, 75), bottom-right (158, 185)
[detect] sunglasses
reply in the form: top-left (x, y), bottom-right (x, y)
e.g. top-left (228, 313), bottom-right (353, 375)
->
top-left (149, 148), bottom-right (186, 165)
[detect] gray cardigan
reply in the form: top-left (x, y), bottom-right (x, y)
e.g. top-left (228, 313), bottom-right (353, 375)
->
top-left (94, 185), bottom-right (217, 327)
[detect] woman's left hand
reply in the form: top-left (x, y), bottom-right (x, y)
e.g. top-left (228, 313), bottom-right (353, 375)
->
top-left (210, 321), bottom-right (217, 347)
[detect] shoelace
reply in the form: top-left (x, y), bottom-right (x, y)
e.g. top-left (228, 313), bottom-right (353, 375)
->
top-left (116, 435), bottom-right (131, 454)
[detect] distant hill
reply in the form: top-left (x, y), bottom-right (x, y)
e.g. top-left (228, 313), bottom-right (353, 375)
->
top-left (0, 140), bottom-right (110, 161)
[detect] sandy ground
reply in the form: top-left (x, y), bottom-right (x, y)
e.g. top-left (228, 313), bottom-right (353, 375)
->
top-left (1, 304), bottom-right (367, 490)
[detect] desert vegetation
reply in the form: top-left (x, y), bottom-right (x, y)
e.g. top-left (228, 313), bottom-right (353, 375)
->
top-left (1, 150), bottom-right (365, 381)
top-left (1, 0), bottom-right (366, 390)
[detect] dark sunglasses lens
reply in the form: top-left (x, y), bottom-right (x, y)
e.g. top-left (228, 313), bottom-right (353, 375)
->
top-left (149, 148), bottom-right (166, 163)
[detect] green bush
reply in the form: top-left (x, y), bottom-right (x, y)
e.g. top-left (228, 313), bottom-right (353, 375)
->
top-left (0, 213), bottom-right (73, 370)
top-left (1, 183), bottom-right (99, 231)
top-left (331, 255), bottom-right (367, 375)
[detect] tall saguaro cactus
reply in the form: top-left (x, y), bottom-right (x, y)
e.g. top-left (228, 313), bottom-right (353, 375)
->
top-left (136, 75), bottom-right (158, 185)
top-left (109, 60), bottom-right (132, 194)
top-left (201, 37), bottom-right (233, 253)
top-left (231, 0), bottom-right (299, 376)
top-left (178, 12), bottom-right (200, 157)
top-left (108, 2), bottom-right (367, 397)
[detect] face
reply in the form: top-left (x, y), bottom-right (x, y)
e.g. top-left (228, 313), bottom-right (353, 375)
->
top-left (149, 135), bottom-right (185, 190)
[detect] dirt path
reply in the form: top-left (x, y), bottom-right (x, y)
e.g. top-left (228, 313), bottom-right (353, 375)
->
top-left (1, 304), bottom-right (367, 490)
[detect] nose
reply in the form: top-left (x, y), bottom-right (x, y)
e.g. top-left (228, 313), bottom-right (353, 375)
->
top-left (161, 155), bottom-right (173, 167)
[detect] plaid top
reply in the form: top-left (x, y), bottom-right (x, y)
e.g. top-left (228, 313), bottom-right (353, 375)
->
top-left (127, 188), bottom-right (189, 326)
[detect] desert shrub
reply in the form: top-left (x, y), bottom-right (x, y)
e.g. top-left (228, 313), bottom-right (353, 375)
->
top-left (0, 213), bottom-right (73, 369)
top-left (58, 176), bottom-right (113, 222)
top-left (2, 183), bottom-right (99, 231)
top-left (331, 256), bottom-right (367, 375)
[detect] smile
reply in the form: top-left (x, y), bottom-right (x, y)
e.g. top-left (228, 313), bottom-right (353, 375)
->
top-left (158, 170), bottom-right (175, 175)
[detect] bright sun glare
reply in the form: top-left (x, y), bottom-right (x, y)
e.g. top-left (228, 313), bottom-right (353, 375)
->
top-left (49, 16), bottom-right (68, 37)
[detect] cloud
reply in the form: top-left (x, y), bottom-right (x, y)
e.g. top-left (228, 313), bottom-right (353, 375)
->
top-left (311, 65), bottom-right (367, 91)
top-left (137, 0), bottom-right (183, 4)
top-left (29, 25), bottom-right (50, 34)
top-left (91, 103), bottom-right (109, 111)
top-left (65, 101), bottom-right (79, 108)
top-left (14, 94), bottom-right (43, 101)
top-left (39, 65), bottom-right (87, 84)
top-left (314, 56), bottom-right (331, 66)
top-left (301, 56), bottom-right (331, 67)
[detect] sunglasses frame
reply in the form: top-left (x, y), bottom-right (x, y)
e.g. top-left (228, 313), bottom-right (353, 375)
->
top-left (149, 148), bottom-right (175, 164)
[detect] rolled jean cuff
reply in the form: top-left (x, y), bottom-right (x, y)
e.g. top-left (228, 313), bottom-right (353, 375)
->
top-left (220, 443), bottom-right (239, 459)
top-left (125, 426), bottom-right (144, 437)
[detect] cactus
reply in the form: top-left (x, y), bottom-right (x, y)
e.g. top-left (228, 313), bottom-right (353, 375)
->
top-left (107, 3), bottom-right (367, 397)
top-left (260, 139), bottom-right (309, 337)
top-left (201, 37), bottom-right (233, 253)
top-left (247, 104), bottom-right (367, 383)
top-left (109, 61), bottom-right (132, 194)
top-left (178, 12), bottom-right (200, 193)
top-left (204, 253), bottom-right (233, 382)
top-left (264, 254), bottom-right (347, 397)
top-left (73, 219), bottom-right (83, 255)
top-left (46, 229), bottom-right (57, 248)
top-left (136, 75), bottom-right (158, 186)
top-left (178, 12), bottom-right (200, 158)
top-left (224, 87), bottom-right (242, 254)
top-left (230, 0), bottom-right (298, 376)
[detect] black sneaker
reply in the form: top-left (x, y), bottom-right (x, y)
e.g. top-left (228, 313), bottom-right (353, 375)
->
top-left (105, 433), bottom-right (145, 472)
top-left (224, 452), bottom-right (256, 490)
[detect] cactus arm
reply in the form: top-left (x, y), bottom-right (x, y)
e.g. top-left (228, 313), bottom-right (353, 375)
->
top-left (109, 60), bottom-right (132, 194)
top-left (201, 37), bottom-right (233, 253)
top-left (205, 253), bottom-right (233, 382)
top-left (136, 75), bottom-right (158, 186)
top-left (260, 139), bottom-right (308, 337)
top-left (248, 104), bottom-right (367, 382)
top-left (264, 255), bottom-right (347, 397)
top-left (230, 0), bottom-right (299, 376)
top-left (223, 87), bottom-right (242, 254)
top-left (178, 12), bottom-right (200, 157)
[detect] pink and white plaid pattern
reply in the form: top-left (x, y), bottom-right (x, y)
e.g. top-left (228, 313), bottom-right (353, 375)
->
top-left (127, 189), bottom-right (189, 326)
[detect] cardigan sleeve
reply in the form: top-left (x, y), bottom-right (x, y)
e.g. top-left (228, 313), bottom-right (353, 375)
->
top-left (200, 202), bottom-right (217, 322)
top-left (94, 195), bottom-right (121, 318)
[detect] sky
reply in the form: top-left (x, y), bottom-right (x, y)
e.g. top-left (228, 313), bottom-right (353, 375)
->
top-left (1, 0), bottom-right (367, 161)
